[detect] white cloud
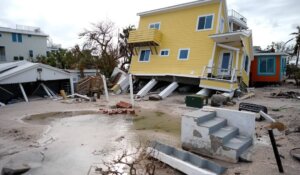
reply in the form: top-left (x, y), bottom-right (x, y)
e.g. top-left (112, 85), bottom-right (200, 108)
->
top-left (1, 0), bottom-right (299, 49)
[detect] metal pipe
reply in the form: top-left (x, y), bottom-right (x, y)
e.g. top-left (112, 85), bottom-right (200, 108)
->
top-left (268, 129), bottom-right (284, 173)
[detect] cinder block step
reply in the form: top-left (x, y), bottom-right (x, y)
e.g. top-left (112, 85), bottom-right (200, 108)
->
top-left (211, 126), bottom-right (239, 144)
top-left (199, 117), bottom-right (227, 134)
top-left (187, 111), bottom-right (216, 123)
top-left (223, 135), bottom-right (253, 157)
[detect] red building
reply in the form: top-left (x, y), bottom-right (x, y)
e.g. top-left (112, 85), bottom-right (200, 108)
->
top-left (250, 52), bottom-right (288, 85)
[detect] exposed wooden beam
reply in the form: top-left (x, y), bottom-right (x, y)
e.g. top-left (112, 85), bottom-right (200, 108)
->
top-left (19, 83), bottom-right (28, 102)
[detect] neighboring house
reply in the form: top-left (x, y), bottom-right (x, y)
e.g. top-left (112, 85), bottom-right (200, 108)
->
top-left (250, 52), bottom-right (288, 85)
top-left (128, 0), bottom-right (253, 95)
top-left (0, 25), bottom-right (48, 63)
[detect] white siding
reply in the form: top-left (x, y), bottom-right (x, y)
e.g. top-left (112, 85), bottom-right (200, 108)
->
top-left (0, 31), bottom-right (47, 62)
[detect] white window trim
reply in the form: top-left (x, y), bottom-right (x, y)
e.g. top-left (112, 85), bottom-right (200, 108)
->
top-left (149, 22), bottom-right (161, 30)
top-left (178, 48), bottom-right (190, 60)
top-left (196, 14), bottom-right (214, 31)
top-left (159, 49), bottom-right (170, 57)
top-left (138, 49), bottom-right (151, 62)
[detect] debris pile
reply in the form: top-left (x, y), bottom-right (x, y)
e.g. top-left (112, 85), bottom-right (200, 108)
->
top-left (99, 101), bottom-right (135, 115)
top-left (76, 76), bottom-right (104, 96)
top-left (270, 91), bottom-right (300, 99)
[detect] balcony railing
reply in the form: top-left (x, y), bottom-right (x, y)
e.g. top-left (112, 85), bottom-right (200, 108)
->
top-left (228, 9), bottom-right (247, 24)
top-left (128, 29), bottom-right (162, 46)
top-left (201, 66), bottom-right (238, 82)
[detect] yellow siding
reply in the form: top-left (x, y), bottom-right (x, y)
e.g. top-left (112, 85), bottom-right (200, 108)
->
top-left (129, 2), bottom-right (221, 77)
top-left (241, 35), bottom-right (252, 59)
top-left (219, 1), bottom-right (230, 33)
top-left (200, 79), bottom-right (238, 91)
top-left (242, 69), bottom-right (249, 86)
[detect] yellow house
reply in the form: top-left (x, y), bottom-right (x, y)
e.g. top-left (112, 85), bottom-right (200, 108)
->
top-left (128, 0), bottom-right (253, 97)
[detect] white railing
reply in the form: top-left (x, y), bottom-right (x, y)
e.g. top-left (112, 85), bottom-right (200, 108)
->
top-left (228, 9), bottom-right (247, 24)
top-left (202, 66), bottom-right (238, 82)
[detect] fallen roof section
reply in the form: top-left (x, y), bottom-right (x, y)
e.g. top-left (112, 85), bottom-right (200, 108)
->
top-left (0, 61), bottom-right (71, 84)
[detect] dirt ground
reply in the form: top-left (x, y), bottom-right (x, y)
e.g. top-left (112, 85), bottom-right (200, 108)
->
top-left (0, 84), bottom-right (300, 175)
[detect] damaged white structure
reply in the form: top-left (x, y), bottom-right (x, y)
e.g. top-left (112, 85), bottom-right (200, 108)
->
top-left (181, 106), bottom-right (256, 163)
top-left (0, 61), bottom-right (73, 103)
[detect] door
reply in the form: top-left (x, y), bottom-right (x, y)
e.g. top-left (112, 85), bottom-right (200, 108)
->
top-left (218, 51), bottom-right (232, 76)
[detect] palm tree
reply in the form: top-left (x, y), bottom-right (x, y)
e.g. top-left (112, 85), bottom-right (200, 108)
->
top-left (291, 26), bottom-right (300, 67)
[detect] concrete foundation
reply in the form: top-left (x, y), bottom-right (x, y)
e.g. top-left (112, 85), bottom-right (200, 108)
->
top-left (181, 107), bottom-right (256, 163)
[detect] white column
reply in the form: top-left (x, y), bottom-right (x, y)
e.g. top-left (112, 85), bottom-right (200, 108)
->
top-left (69, 77), bottom-right (74, 95)
top-left (235, 50), bottom-right (239, 70)
top-left (102, 75), bottom-right (109, 101)
top-left (19, 83), bottom-right (28, 102)
top-left (129, 74), bottom-right (134, 107)
top-left (41, 83), bottom-right (52, 98)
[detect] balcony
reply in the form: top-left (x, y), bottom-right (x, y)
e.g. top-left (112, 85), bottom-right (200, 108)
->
top-left (128, 29), bottom-right (162, 47)
top-left (228, 10), bottom-right (247, 31)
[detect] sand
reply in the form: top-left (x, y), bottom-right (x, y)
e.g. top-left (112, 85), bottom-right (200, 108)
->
top-left (0, 84), bottom-right (299, 175)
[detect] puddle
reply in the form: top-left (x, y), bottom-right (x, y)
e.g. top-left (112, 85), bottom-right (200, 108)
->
top-left (13, 109), bottom-right (181, 175)
top-left (130, 110), bottom-right (181, 136)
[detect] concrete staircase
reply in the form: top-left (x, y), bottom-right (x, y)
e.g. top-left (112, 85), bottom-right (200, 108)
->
top-left (182, 110), bottom-right (253, 163)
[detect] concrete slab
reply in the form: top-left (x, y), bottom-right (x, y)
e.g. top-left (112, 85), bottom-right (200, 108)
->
top-left (148, 141), bottom-right (226, 175)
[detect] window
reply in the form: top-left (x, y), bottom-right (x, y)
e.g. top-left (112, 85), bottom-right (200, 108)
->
top-left (259, 57), bottom-right (275, 75)
top-left (12, 33), bottom-right (22, 42)
top-left (0, 33), bottom-right (2, 37)
top-left (12, 33), bottom-right (17, 42)
top-left (17, 34), bottom-right (22, 42)
top-left (28, 34), bottom-right (32, 37)
top-left (29, 50), bottom-right (33, 57)
top-left (219, 17), bottom-right (224, 33)
top-left (19, 56), bottom-right (24, 60)
top-left (178, 48), bottom-right (190, 60)
top-left (160, 49), bottom-right (169, 57)
top-left (149, 22), bottom-right (160, 30)
top-left (197, 14), bottom-right (214, 31)
top-left (139, 49), bottom-right (151, 62)
top-left (14, 56), bottom-right (19, 61)
top-left (243, 55), bottom-right (249, 73)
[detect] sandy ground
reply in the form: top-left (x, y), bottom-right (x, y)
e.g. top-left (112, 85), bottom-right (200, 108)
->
top-left (0, 84), bottom-right (300, 175)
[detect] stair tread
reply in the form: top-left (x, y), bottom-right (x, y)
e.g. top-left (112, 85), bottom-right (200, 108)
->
top-left (200, 117), bottom-right (226, 128)
top-left (211, 126), bottom-right (238, 138)
top-left (223, 135), bottom-right (252, 150)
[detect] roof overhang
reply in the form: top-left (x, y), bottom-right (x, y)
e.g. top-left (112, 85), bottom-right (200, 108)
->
top-left (209, 31), bottom-right (251, 43)
top-left (137, 0), bottom-right (220, 16)
top-left (254, 52), bottom-right (289, 56)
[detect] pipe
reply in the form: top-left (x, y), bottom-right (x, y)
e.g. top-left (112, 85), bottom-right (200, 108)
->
top-left (268, 129), bottom-right (284, 173)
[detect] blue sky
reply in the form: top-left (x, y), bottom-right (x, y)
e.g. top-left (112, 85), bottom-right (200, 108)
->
top-left (1, 0), bottom-right (299, 49)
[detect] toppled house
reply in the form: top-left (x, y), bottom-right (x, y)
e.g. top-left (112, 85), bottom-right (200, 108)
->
top-left (128, 0), bottom-right (254, 99)
top-left (0, 61), bottom-right (74, 104)
top-left (250, 51), bottom-right (289, 85)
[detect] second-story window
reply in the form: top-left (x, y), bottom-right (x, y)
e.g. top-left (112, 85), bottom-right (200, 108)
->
top-left (12, 33), bottom-right (22, 43)
top-left (139, 49), bottom-right (151, 62)
top-left (160, 49), bottom-right (170, 57)
top-left (178, 48), bottom-right (190, 60)
top-left (197, 14), bottom-right (214, 31)
top-left (149, 22), bottom-right (160, 30)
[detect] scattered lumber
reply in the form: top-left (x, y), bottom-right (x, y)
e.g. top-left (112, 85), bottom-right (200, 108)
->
top-left (239, 92), bottom-right (255, 100)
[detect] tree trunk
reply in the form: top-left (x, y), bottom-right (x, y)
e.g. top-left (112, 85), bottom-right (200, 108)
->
top-left (296, 46), bottom-right (299, 67)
